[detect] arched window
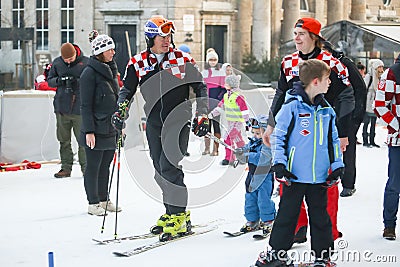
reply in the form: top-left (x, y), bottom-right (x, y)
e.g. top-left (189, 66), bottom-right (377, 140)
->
top-left (300, 0), bottom-right (309, 11)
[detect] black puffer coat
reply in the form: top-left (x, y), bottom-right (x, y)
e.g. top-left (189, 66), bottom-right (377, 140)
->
top-left (47, 44), bottom-right (88, 114)
top-left (79, 56), bottom-right (119, 150)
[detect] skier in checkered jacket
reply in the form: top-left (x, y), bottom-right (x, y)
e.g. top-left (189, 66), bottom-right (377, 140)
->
top-left (373, 53), bottom-right (400, 241)
top-left (111, 16), bottom-right (208, 238)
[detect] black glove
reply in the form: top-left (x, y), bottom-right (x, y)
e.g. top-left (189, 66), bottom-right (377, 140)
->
top-left (323, 167), bottom-right (344, 188)
top-left (271, 163), bottom-right (298, 186)
top-left (111, 100), bottom-right (130, 131)
top-left (234, 147), bottom-right (248, 164)
top-left (191, 115), bottom-right (209, 137)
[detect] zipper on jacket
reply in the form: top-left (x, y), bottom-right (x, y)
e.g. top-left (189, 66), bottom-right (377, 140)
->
top-left (312, 111), bottom-right (317, 182)
top-left (319, 114), bottom-right (323, 145)
top-left (287, 146), bottom-right (296, 172)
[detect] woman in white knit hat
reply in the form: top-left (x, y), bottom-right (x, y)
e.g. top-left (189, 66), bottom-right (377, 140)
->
top-left (201, 49), bottom-right (227, 156)
top-left (362, 59), bottom-right (384, 148)
top-left (79, 34), bottom-right (122, 216)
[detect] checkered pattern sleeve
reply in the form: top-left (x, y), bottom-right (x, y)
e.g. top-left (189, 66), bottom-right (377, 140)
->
top-left (374, 68), bottom-right (400, 134)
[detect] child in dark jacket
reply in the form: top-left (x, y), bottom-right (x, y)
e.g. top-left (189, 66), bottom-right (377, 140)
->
top-left (235, 115), bottom-right (276, 235)
top-left (254, 59), bottom-right (344, 267)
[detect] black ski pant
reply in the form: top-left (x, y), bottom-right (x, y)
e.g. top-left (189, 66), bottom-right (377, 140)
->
top-left (84, 148), bottom-right (115, 204)
top-left (146, 121), bottom-right (189, 215)
top-left (269, 183), bottom-right (333, 259)
top-left (342, 121), bottom-right (361, 190)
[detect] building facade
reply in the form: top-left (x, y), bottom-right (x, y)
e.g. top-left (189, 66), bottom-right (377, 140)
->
top-left (0, 0), bottom-right (399, 87)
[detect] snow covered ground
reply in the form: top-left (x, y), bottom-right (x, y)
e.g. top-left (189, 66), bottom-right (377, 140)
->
top-left (1, 125), bottom-right (399, 267)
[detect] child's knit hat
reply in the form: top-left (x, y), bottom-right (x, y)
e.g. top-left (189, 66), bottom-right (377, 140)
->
top-left (225, 75), bottom-right (240, 88)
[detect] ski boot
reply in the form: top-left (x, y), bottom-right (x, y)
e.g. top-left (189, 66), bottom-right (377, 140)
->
top-left (254, 250), bottom-right (293, 267)
top-left (150, 213), bottom-right (171, 235)
top-left (185, 210), bottom-right (192, 232)
top-left (159, 212), bottom-right (188, 241)
top-left (260, 220), bottom-right (273, 235)
top-left (240, 221), bottom-right (260, 233)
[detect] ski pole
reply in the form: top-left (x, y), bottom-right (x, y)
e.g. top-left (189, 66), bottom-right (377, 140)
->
top-left (114, 134), bottom-right (123, 239)
top-left (205, 132), bottom-right (239, 168)
top-left (100, 132), bottom-right (119, 234)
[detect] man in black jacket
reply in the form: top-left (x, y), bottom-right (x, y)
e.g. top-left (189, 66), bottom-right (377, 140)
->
top-left (111, 16), bottom-right (208, 239)
top-left (323, 41), bottom-right (368, 197)
top-left (47, 43), bottom-right (88, 178)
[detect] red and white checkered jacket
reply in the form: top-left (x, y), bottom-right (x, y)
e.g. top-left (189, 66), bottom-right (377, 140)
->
top-left (282, 50), bottom-right (350, 86)
top-left (127, 47), bottom-right (197, 82)
top-left (374, 67), bottom-right (400, 146)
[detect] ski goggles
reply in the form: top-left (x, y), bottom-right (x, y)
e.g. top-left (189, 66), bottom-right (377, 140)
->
top-left (146, 21), bottom-right (176, 37)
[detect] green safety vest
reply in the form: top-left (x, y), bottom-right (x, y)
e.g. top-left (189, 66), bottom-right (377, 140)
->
top-left (224, 92), bottom-right (244, 122)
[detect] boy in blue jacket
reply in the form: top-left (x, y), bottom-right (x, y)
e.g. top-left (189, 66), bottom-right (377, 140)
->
top-left (235, 115), bottom-right (276, 235)
top-left (254, 59), bottom-right (344, 267)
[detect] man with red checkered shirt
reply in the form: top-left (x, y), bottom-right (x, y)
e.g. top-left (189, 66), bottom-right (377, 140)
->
top-left (111, 16), bottom-right (208, 239)
top-left (374, 53), bottom-right (400, 241)
top-left (262, 17), bottom-right (355, 247)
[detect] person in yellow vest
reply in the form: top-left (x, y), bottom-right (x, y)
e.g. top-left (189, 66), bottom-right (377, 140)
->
top-left (208, 75), bottom-right (250, 165)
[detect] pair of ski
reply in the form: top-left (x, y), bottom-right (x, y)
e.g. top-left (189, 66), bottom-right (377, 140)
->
top-left (223, 228), bottom-right (271, 240)
top-left (93, 220), bottom-right (220, 257)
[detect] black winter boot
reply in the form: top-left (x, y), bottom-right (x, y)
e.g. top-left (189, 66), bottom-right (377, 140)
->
top-left (370, 134), bottom-right (380, 148)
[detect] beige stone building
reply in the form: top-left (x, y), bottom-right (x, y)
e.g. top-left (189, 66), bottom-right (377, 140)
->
top-left (0, 0), bottom-right (399, 87)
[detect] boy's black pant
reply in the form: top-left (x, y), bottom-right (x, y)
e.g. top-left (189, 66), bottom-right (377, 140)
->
top-left (269, 183), bottom-right (334, 259)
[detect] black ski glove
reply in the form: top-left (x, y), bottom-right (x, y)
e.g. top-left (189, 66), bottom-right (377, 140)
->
top-left (111, 100), bottom-right (129, 131)
top-left (271, 163), bottom-right (298, 186)
top-left (191, 115), bottom-right (209, 137)
top-left (323, 167), bottom-right (344, 188)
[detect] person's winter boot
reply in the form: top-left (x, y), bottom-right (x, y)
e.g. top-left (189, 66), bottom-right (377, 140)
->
top-left (240, 221), bottom-right (260, 233)
top-left (383, 227), bottom-right (396, 240)
top-left (254, 250), bottom-right (293, 267)
top-left (293, 225), bottom-right (307, 244)
top-left (150, 213), bottom-right (171, 234)
top-left (370, 133), bottom-right (380, 148)
top-left (88, 203), bottom-right (107, 216)
top-left (54, 169), bottom-right (71, 178)
top-left (221, 159), bottom-right (231, 165)
top-left (100, 200), bottom-right (122, 212)
top-left (211, 133), bottom-right (220, 156)
top-left (162, 212), bottom-right (187, 237)
top-left (362, 133), bottom-right (371, 147)
top-left (340, 188), bottom-right (356, 197)
top-left (202, 137), bottom-right (211, 155)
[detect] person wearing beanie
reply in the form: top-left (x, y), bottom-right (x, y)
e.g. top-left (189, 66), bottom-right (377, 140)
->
top-left (178, 44), bottom-right (191, 54)
top-left (257, 17), bottom-right (355, 266)
top-left (202, 48), bottom-right (226, 156)
top-left (374, 53), bottom-right (400, 241)
top-left (111, 15), bottom-right (208, 238)
top-left (233, 114), bottom-right (276, 236)
top-left (79, 34), bottom-right (121, 216)
top-left (362, 59), bottom-right (384, 148)
top-left (47, 42), bottom-right (89, 179)
top-left (208, 74), bottom-right (249, 165)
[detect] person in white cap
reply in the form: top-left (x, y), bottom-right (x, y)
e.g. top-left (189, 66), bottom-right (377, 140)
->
top-left (79, 34), bottom-right (122, 216)
top-left (201, 49), bottom-right (226, 156)
top-left (362, 59), bottom-right (384, 148)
